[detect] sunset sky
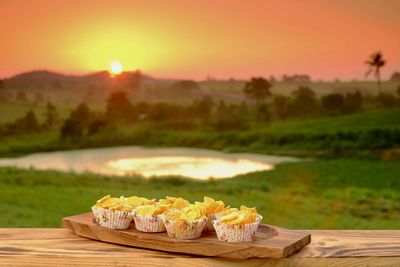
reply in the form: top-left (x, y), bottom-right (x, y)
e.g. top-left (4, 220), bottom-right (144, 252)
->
top-left (1, 0), bottom-right (399, 81)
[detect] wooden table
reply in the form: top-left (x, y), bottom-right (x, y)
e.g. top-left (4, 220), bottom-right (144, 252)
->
top-left (0, 229), bottom-right (399, 266)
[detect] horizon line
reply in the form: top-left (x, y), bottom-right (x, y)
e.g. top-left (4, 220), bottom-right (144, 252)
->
top-left (1, 68), bottom-right (393, 83)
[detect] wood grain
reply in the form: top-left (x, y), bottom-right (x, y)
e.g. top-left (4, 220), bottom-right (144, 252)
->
top-left (61, 212), bottom-right (311, 259)
top-left (0, 229), bottom-right (399, 266)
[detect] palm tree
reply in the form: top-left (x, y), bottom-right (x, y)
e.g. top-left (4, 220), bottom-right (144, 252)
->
top-left (365, 51), bottom-right (386, 93)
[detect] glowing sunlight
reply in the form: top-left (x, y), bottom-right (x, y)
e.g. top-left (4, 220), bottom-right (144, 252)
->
top-left (109, 61), bottom-right (123, 75)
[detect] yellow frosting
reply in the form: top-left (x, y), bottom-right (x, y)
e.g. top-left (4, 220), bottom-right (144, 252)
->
top-left (216, 207), bottom-right (238, 217)
top-left (219, 206), bottom-right (258, 225)
top-left (239, 205), bottom-right (257, 214)
top-left (135, 203), bottom-right (171, 216)
top-left (196, 196), bottom-right (225, 215)
top-left (126, 196), bottom-right (156, 207)
top-left (163, 209), bottom-right (181, 220)
top-left (94, 195), bottom-right (133, 212)
top-left (173, 198), bottom-right (190, 210)
top-left (164, 204), bottom-right (205, 221)
top-left (158, 196), bottom-right (177, 205)
top-left (158, 197), bottom-right (190, 210)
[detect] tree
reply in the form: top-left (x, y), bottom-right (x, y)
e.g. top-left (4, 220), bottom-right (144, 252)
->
top-left (289, 86), bottom-right (317, 116)
top-left (269, 75), bottom-right (277, 83)
top-left (321, 93), bottom-right (344, 114)
top-left (147, 103), bottom-right (187, 122)
top-left (60, 103), bottom-right (92, 140)
top-left (106, 91), bottom-right (134, 122)
top-left (376, 93), bottom-right (397, 108)
top-left (45, 102), bottom-right (59, 128)
top-left (343, 91), bottom-right (363, 113)
top-left (257, 103), bottom-right (271, 122)
top-left (215, 100), bottom-right (227, 115)
top-left (243, 77), bottom-right (272, 106)
top-left (238, 102), bottom-right (249, 116)
top-left (88, 119), bottom-right (108, 135)
top-left (273, 94), bottom-right (290, 119)
top-left (71, 103), bottom-right (91, 123)
top-left (212, 101), bottom-right (248, 131)
top-left (390, 72), bottom-right (400, 81)
top-left (365, 51), bottom-right (386, 93)
top-left (17, 110), bottom-right (39, 132)
top-left (61, 118), bottom-right (84, 140)
top-left (397, 86), bottom-right (400, 99)
top-left (282, 74), bottom-right (311, 83)
top-left (190, 95), bottom-right (214, 118)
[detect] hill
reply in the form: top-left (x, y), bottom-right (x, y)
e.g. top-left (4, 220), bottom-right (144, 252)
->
top-left (1, 71), bottom-right (399, 107)
top-left (2, 70), bottom-right (154, 107)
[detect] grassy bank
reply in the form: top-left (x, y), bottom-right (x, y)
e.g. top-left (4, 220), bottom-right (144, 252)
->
top-left (1, 108), bottom-right (400, 158)
top-left (1, 159), bottom-right (399, 229)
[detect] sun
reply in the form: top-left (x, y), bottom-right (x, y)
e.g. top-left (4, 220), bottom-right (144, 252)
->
top-left (109, 61), bottom-right (123, 75)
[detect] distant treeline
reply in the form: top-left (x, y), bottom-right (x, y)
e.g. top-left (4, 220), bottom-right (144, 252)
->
top-left (1, 77), bottom-right (400, 157)
top-left (64, 77), bottom-right (400, 135)
top-left (1, 79), bottom-right (400, 137)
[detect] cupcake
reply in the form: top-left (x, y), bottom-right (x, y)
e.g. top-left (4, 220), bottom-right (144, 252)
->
top-left (91, 195), bottom-right (135, 230)
top-left (162, 204), bottom-right (208, 240)
top-left (195, 196), bottom-right (226, 231)
top-left (133, 203), bottom-right (171, 232)
top-left (213, 205), bottom-right (262, 242)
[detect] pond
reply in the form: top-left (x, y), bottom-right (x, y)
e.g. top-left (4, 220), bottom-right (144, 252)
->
top-left (0, 146), bottom-right (302, 180)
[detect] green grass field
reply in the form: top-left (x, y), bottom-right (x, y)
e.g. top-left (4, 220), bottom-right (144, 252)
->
top-left (0, 102), bottom-right (74, 123)
top-left (1, 108), bottom-right (399, 158)
top-left (0, 106), bottom-right (398, 230)
top-left (0, 159), bottom-right (399, 229)
top-left (264, 107), bottom-right (400, 133)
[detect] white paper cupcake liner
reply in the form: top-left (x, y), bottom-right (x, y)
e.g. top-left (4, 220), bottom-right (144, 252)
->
top-left (204, 214), bottom-right (216, 232)
top-left (213, 215), bottom-right (263, 242)
top-left (92, 206), bottom-right (134, 230)
top-left (162, 216), bottom-right (207, 240)
top-left (134, 214), bottom-right (166, 232)
top-left (215, 213), bottom-right (223, 220)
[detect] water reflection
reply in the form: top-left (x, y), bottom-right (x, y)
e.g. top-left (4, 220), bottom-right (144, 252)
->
top-left (107, 157), bottom-right (273, 179)
top-left (0, 146), bottom-right (301, 179)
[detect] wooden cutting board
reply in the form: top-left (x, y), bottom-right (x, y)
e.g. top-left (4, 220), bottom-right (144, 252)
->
top-left (61, 212), bottom-right (311, 259)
